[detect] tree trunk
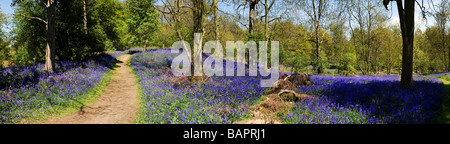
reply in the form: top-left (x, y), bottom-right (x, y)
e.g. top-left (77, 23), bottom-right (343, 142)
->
top-left (443, 32), bottom-right (448, 71)
top-left (192, 0), bottom-right (205, 78)
top-left (387, 66), bottom-right (391, 75)
top-left (249, 0), bottom-right (257, 37)
top-left (45, 0), bottom-right (56, 73)
top-left (143, 40), bottom-right (147, 52)
top-left (316, 29), bottom-right (321, 74)
top-left (83, 0), bottom-right (88, 35)
top-left (397, 0), bottom-right (414, 87)
top-left (313, 0), bottom-right (322, 75)
top-left (213, 0), bottom-right (219, 41)
top-left (444, 44), bottom-right (447, 71)
top-left (264, 0), bottom-right (269, 41)
top-left (175, 22), bottom-right (190, 61)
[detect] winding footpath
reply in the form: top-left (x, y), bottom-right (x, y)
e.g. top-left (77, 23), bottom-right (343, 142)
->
top-left (41, 54), bottom-right (140, 124)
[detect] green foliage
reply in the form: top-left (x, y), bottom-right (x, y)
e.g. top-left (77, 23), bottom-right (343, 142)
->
top-left (414, 30), bottom-right (429, 73)
top-left (338, 53), bottom-right (357, 76)
top-left (316, 55), bottom-right (329, 73)
top-left (126, 0), bottom-right (160, 47)
top-left (150, 22), bottom-right (192, 48)
top-left (55, 0), bottom-right (104, 61)
top-left (289, 54), bottom-right (309, 73)
top-left (425, 26), bottom-right (447, 72)
top-left (203, 15), bottom-right (246, 45)
top-left (0, 10), bottom-right (9, 68)
top-left (91, 0), bottom-right (130, 51)
top-left (11, 1), bottom-right (47, 65)
top-left (246, 32), bottom-right (265, 42)
top-left (272, 22), bottom-right (313, 72)
top-left (10, 0), bottom-right (129, 66)
top-left (3, 0), bottom-right (448, 75)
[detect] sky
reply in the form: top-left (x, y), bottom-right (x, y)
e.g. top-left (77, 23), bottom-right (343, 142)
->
top-left (0, 0), bottom-right (443, 34)
top-left (386, 0), bottom-right (440, 31)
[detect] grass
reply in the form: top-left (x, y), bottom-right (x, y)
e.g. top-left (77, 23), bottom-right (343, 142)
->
top-left (437, 78), bottom-right (450, 124)
top-left (17, 62), bottom-right (116, 124)
top-left (426, 74), bottom-right (450, 124)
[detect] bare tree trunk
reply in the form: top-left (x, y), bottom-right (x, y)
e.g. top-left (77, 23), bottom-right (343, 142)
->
top-left (172, 0), bottom-right (189, 57)
top-left (388, 66), bottom-right (391, 75)
top-left (316, 28), bottom-right (321, 74)
top-left (213, 0), bottom-right (219, 41)
top-left (45, 0), bottom-right (56, 73)
top-left (397, 0), bottom-right (414, 87)
top-left (191, 0), bottom-right (205, 78)
top-left (367, 3), bottom-right (373, 75)
top-left (143, 40), bottom-right (147, 52)
top-left (314, 0), bottom-right (323, 75)
top-left (83, 0), bottom-right (88, 35)
top-left (443, 32), bottom-right (448, 71)
top-left (444, 42), bottom-right (447, 71)
top-left (264, 0), bottom-right (269, 41)
top-left (249, 0), bottom-right (258, 37)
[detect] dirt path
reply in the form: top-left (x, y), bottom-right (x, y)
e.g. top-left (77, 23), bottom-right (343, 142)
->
top-left (42, 54), bottom-right (140, 124)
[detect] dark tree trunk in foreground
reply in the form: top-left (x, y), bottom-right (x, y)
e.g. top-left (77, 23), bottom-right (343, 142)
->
top-left (398, 0), bottom-right (414, 87)
top-left (384, 0), bottom-right (414, 87)
top-left (46, 0), bottom-right (56, 73)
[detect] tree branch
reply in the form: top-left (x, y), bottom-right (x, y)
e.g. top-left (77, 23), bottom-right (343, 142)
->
top-left (11, 0), bottom-right (22, 7)
top-left (383, 0), bottom-right (396, 10)
top-left (307, 39), bottom-right (318, 44)
top-left (13, 13), bottom-right (47, 25)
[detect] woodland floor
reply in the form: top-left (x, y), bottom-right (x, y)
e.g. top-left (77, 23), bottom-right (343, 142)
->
top-left (39, 54), bottom-right (140, 124)
top-left (440, 78), bottom-right (450, 124)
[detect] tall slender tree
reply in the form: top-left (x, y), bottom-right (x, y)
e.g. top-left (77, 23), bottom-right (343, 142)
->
top-left (213, 0), bottom-right (220, 41)
top-left (261, 0), bottom-right (289, 41)
top-left (431, 0), bottom-right (449, 71)
top-left (298, 0), bottom-right (329, 74)
top-left (83, 0), bottom-right (88, 35)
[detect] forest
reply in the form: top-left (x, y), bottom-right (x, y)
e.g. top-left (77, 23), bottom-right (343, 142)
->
top-left (0, 0), bottom-right (449, 75)
top-left (0, 0), bottom-right (449, 124)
